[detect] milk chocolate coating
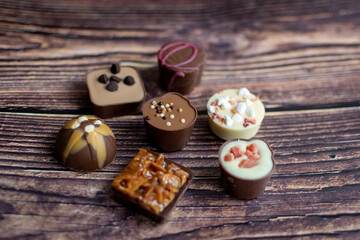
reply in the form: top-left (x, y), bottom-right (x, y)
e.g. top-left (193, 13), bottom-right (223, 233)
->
top-left (55, 116), bottom-right (116, 172)
top-left (158, 41), bottom-right (206, 95)
top-left (219, 138), bottom-right (275, 199)
top-left (87, 66), bottom-right (146, 119)
top-left (142, 93), bottom-right (198, 152)
top-left (112, 150), bottom-right (194, 222)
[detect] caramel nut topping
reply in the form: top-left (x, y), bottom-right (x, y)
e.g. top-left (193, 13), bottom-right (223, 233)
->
top-left (112, 149), bottom-right (189, 214)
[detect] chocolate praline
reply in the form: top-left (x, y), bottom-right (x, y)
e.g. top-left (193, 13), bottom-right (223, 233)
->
top-left (55, 115), bottom-right (116, 172)
top-left (142, 92), bottom-right (198, 152)
top-left (86, 64), bottom-right (147, 119)
top-left (158, 41), bottom-right (206, 95)
top-left (112, 149), bottom-right (194, 222)
top-left (218, 138), bottom-right (275, 199)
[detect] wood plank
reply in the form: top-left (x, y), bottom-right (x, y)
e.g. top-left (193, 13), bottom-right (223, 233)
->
top-left (1, 0), bottom-right (360, 112)
top-left (1, 0), bottom-right (360, 238)
top-left (0, 108), bottom-right (359, 174)
top-left (0, 107), bottom-right (359, 238)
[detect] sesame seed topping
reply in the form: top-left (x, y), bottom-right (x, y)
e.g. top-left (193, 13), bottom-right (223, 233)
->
top-left (165, 104), bottom-right (170, 108)
top-left (170, 114), bottom-right (175, 119)
top-left (150, 105), bottom-right (155, 109)
top-left (152, 100), bottom-right (157, 105)
top-left (181, 119), bottom-right (186, 123)
top-left (160, 113), bottom-right (164, 117)
top-left (179, 108), bottom-right (183, 112)
top-left (160, 105), bottom-right (165, 109)
top-left (166, 122), bottom-right (171, 126)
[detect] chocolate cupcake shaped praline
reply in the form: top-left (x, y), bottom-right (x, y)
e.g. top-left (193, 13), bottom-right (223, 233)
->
top-left (158, 41), bottom-right (206, 94)
top-left (219, 138), bottom-right (275, 199)
top-left (86, 63), bottom-right (146, 119)
top-left (142, 92), bottom-right (197, 152)
top-left (55, 115), bottom-right (116, 172)
top-left (207, 88), bottom-right (265, 140)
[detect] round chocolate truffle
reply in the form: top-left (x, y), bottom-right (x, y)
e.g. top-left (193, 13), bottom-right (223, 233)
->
top-left (55, 115), bottom-right (116, 172)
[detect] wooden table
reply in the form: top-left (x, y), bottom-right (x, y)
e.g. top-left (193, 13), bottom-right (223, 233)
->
top-left (1, 0), bottom-right (360, 239)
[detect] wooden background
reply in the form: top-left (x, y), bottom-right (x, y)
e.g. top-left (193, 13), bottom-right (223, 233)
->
top-left (1, 0), bottom-right (360, 239)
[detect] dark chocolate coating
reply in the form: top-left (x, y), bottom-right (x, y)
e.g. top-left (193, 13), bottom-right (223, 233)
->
top-left (219, 138), bottom-right (276, 200)
top-left (55, 117), bottom-right (116, 172)
top-left (158, 42), bottom-right (206, 95)
top-left (112, 150), bottom-right (194, 222)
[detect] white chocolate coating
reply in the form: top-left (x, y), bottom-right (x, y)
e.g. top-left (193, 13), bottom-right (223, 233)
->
top-left (220, 139), bottom-right (273, 180)
top-left (207, 88), bottom-right (265, 140)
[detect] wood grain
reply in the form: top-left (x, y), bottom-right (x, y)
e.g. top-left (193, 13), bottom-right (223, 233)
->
top-left (1, 107), bottom-right (359, 239)
top-left (1, 0), bottom-right (360, 113)
top-left (0, 0), bottom-right (360, 239)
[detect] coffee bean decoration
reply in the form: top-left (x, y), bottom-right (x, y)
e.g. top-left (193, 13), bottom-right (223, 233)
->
top-left (98, 74), bottom-right (109, 84)
top-left (124, 76), bottom-right (135, 86)
top-left (111, 63), bottom-right (120, 74)
top-left (110, 75), bottom-right (122, 83)
top-left (106, 81), bottom-right (118, 92)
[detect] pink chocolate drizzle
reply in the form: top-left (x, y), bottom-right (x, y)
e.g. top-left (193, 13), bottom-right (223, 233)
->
top-left (158, 42), bottom-right (199, 91)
